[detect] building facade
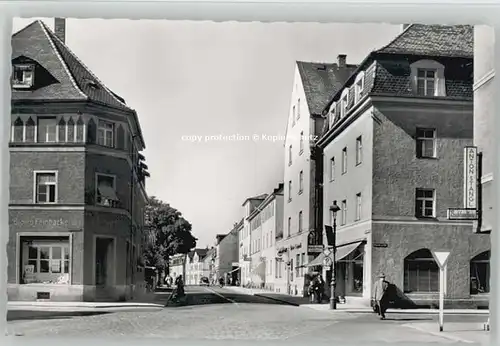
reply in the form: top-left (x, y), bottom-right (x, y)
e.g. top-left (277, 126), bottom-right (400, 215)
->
top-left (280, 58), bottom-right (356, 296)
top-left (185, 249), bottom-right (209, 285)
top-left (8, 19), bottom-right (149, 302)
top-left (214, 221), bottom-right (241, 284)
top-left (169, 253), bottom-right (187, 280)
top-left (472, 25), bottom-right (494, 303)
top-left (316, 24), bottom-right (489, 308)
top-left (239, 195), bottom-right (267, 286)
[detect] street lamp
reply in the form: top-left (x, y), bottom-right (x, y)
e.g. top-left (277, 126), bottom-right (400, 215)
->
top-left (329, 200), bottom-right (341, 310)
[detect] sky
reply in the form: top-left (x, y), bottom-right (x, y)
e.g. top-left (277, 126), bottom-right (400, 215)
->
top-left (12, 18), bottom-right (401, 248)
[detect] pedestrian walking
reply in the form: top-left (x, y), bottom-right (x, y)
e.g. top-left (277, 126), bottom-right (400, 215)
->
top-left (316, 275), bottom-right (325, 303)
top-left (373, 273), bottom-right (390, 320)
top-left (308, 278), bottom-right (316, 303)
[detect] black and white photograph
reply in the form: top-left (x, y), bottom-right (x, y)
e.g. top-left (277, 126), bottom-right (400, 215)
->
top-left (4, 17), bottom-right (494, 344)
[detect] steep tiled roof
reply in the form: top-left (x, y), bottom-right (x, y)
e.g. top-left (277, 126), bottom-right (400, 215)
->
top-left (188, 248), bottom-right (209, 261)
top-left (297, 61), bottom-right (357, 115)
top-left (241, 193), bottom-right (268, 207)
top-left (12, 21), bottom-right (133, 111)
top-left (377, 24), bottom-right (473, 58)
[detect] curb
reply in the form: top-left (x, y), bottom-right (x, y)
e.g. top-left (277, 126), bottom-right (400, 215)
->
top-left (253, 294), bottom-right (302, 307)
top-left (402, 324), bottom-right (476, 344)
top-left (301, 306), bottom-right (490, 315)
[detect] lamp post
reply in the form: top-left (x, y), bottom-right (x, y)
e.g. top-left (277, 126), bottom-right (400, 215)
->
top-left (329, 200), bottom-right (341, 310)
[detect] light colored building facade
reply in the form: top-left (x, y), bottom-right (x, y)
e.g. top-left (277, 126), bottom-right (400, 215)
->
top-left (472, 25), bottom-right (494, 302)
top-left (280, 59), bottom-right (356, 296)
top-left (214, 222), bottom-right (240, 284)
top-left (239, 195), bottom-right (267, 286)
top-left (169, 253), bottom-right (187, 280)
top-left (185, 249), bottom-right (209, 285)
top-left (316, 24), bottom-right (489, 308)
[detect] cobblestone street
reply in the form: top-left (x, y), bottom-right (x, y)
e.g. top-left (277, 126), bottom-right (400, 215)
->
top-left (7, 287), bottom-right (489, 345)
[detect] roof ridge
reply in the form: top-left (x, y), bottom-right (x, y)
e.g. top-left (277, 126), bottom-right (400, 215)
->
top-left (376, 24), bottom-right (414, 53)
top-left (41, 20), bottom-right (131, 110)
top-left (38, 21), bottom-right (87, 100)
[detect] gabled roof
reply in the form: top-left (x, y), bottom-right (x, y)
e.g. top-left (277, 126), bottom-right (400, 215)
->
top-left (297, 61), bottom-right (357, 115)
top-left (241, 193), bottom-right (268, 207)
top-left (11, 20), bottom-right (146, 148)
top-left (377, 24), bottom-right (473, 58)
top-left (188, 248), bottom-right (209, 261)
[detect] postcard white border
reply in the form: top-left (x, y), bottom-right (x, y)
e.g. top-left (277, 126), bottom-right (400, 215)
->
top-left (0, 0), bottom-right (499, 346)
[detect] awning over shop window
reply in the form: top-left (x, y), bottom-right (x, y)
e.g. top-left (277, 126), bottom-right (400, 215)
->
top-left (336, 241), bottom-right (363, 262)
top-left (306, 241), bottom-right (363, 267)
top-left (98, 183), bottom-right (118, 201)
top-left (227, 267), bottom-right (241, 274)
top-left (306, 253), bottom-right (326, 267)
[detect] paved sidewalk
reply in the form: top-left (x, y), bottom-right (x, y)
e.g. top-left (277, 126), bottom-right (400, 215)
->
top-left (225, 286), bottom-right (490, 314)
top-left (403, 322), bottom-right (490, 344)
top-left (8, 301), bottom-right (164, 312)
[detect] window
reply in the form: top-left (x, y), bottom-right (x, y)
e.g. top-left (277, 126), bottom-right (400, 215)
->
top-left (329, 103), bottom-right (336, 128)
top-left (295, 254), bottom-right (300, 277)
top-left (12, 64), bottom-right (35, 88)
top-left (288, 180), bottom-right (292, 202)
top-left (300, 253), bottom-right (305, 276)
top-left (354, 74), bottom-right (364, 103)
top-left (287, 217), bottom-right (291, 237)
top-left (342, 147), bottom-right (347, 174)
top-left (298, 211), bottom-right (303, 233)
top-left (416, 69), bottom-right (436, 96)
top-left (96, 174), bottom-right (119, 207)
top-left (470, 251), bottom-right (490, 294)
top-left (404, 249), bottom-right (439, 293)
top-left (356, 136), bottom-right (363, 165)
top-left (288, 145), bottom-right (292, 166)
top-left (97, 120), bottom-right (114, 147)
top-left (299, 171), bottom-right (303, 193)
top-left (330, 157), bottom-right (335, 181)
top-left (299, 131), bottom-right (304, 154)
top-left (341, 93), bottom-right (349, 118)
top-left (355, 193), bottom-right (362, 221)
top-left (21, 238), bottom-right (70, 284)
top-left (35, 172), bottom-right (57, 203)
top-left (416, 128), bottom-right (436, 158)
top-left (341, 200), bottom-right (347, 225)
top-left (297, 99), bottom-right (301, 119)
top-left (292, 106), bottom-right (296, 126)
top-left (415, 188), bottom-right (435, 218)
top-left (37, 117), bottom-right (57, 143)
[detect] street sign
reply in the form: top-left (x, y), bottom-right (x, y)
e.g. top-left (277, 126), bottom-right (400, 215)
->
top-left (432, 251), bottom-right (450, 268)
top-left (447, 208), bottom-right (478, 220)
top-left (464, 146), bottom-right (478, 209)
top-left (308, 245), bottom-right (323, 253)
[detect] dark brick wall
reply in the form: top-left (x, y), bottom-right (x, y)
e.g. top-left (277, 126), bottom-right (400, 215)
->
top-left (372, 222), bottom-right (490, 300)
top-left (8, 209), bottom-right (85, 284)
top-left (371, 104), bottom-right (473, 217)
top-left (10, 151), bottom-right (85, 204)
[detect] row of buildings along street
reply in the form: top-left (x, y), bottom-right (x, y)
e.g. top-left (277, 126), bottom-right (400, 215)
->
top-left (177, 24), bottom-right (493, 310)
top-left (6, 18), bottom-right (494, 313)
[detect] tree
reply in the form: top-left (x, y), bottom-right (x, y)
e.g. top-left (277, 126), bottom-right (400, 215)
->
top-left (143, 196), bottom-right (197, 279)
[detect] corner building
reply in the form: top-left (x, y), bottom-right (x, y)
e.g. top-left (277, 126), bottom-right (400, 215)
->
top-left (316, 25), bottom-right (489, 308)
top-left (8, 20), bottom-right (149, 301)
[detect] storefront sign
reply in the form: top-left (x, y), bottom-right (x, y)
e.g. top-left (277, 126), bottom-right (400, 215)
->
top-left (308, 245), bottom-right (323, 253)
top-left (447, 208), bottom-right (478, 220)
top-left (464, 146), bottom-right (478, 209)
top-left (11, 217), bottom-right (82, 229)
top-left (373, 243), bottom-right (388, 248)
top-left (290, 243), bottom-right (302, 251)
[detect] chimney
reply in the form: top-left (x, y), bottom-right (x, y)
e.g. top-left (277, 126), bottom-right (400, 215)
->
top-left (54, 18), bottom-right (66, 43)
top-left (337, 54), bottom-right (347, 68)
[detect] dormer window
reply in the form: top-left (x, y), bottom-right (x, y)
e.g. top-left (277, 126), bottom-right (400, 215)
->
top-left (329, 102), bottom-right (336, 128)
top-left (12, 64), bottom-right (35, 89)
top-left (410, 60), bottom-right (446, 97)
top-left (340, 90), bottom-right (349, 118)
top-left (354, 72), bottom-right (365, 103)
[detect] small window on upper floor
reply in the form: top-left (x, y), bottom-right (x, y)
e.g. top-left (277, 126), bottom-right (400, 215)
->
top-left (410, 60), bottom-right (446, 97)
top-left (292, 106), bottom-right (296, 126)
top-left (96, 173), bottom-right (119, 207)
top-left (97, 120), bottom-right (114, 148)
top-left (297, 99), bottom-right (301, 120)
top-left (12, 64), bottom-right (35, 89)
top-left (37, 117), bottom-right (57, 143)
top-left (299, 131), bottom-right (304, 154)
top-left (340, 90), bottom-right (349, 118)
top-left (329, 103), bottom-right (336, 128)
top-left (354, 72), bottom-right (365, 103)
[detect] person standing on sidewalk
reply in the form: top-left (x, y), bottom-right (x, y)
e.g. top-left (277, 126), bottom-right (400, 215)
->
top-left (373, 273), bottom-right (389, 320)
top-left (316, 275), bottom-right (325, 303)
